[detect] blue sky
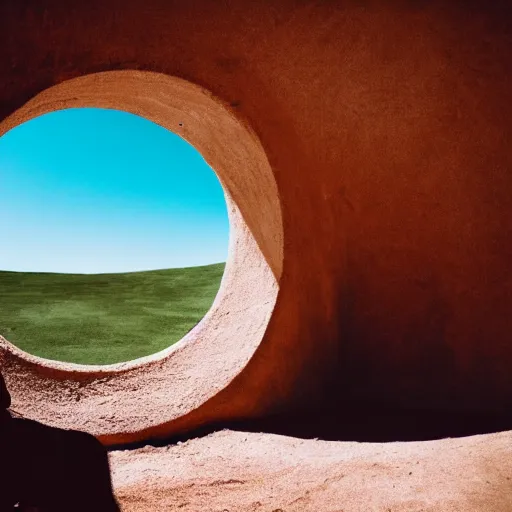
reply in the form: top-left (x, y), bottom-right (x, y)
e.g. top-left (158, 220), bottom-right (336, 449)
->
top-left (0, 108), bottom-right (229, 274)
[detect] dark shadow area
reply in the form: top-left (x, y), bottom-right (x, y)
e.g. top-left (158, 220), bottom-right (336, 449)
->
top-left (227, 405), bottom-right (512, 443)
top-left (110, 403), bottom-right (512, 452)
top-left (0, 418), bottom-right (120, 512)
top-left (0, 373), bottom-right (120, 512)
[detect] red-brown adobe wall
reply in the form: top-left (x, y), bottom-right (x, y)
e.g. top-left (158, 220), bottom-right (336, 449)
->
top-left (1, 0), bottom-right (511, 426)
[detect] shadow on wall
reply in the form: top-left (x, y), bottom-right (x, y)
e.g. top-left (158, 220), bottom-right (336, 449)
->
top-left (108, 403), bottom-right (512, 452)
top-left (0, 372), bottom-right (120, 511)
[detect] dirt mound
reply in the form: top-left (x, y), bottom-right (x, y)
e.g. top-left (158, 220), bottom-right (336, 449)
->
top-left (110, 429), bottom-right (512, 511)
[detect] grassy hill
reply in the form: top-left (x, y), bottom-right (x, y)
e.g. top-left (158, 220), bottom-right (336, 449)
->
top-left (0, 263), bottom-right (225, 365)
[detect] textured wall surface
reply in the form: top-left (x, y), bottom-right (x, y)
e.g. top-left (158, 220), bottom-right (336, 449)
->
top-left (0, 71), bottom-right (283, 444)
top-left (0, 0), bottom-right (511, 443)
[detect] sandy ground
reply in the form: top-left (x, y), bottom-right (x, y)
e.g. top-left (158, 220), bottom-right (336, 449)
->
top-left (110, 429), bottom-right (512, 511)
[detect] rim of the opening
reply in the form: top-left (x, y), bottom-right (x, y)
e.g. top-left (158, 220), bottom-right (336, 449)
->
top-left (0, 70), bottom-right (283, 374)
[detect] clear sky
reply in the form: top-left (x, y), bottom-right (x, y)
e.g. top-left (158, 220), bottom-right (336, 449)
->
top-left (0, 108), bottom-right (229, 274)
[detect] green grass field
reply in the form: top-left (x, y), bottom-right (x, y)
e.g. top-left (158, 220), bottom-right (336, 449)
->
top-left (0, 263), bottom-right (225, 365)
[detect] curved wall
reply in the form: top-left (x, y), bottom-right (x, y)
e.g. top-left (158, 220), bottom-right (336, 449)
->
top-left (0, 0), bottom-right (511, 444)
top-left (0, 72), bottom-right (283, 444)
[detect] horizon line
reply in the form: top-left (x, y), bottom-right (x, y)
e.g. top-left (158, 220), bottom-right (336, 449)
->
top-left (0, 260), bottom-right (227, 276)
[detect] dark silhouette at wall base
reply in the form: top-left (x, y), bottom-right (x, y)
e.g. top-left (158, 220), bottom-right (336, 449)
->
top-left (0, 372), bottom-right (120, 512)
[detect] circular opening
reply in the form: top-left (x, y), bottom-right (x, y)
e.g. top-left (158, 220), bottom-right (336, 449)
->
top-left (0, 107), bottom-right (230, 365)
top-left (0, 71), bottom-right (283, 444)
